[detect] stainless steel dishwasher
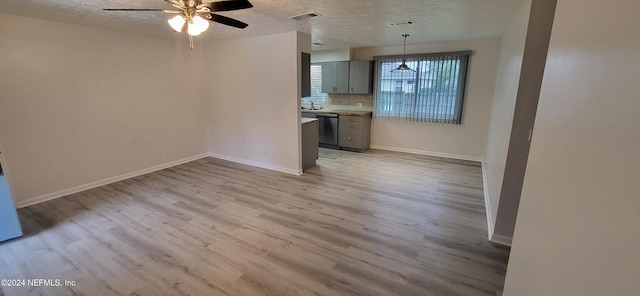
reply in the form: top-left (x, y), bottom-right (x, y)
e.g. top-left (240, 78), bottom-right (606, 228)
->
top-left (316, 113), bottom-right (339, 148)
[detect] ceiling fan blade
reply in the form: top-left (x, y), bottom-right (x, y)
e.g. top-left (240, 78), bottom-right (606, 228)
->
top-left (209, 13), bottom-right (249, 29)
top-left (103, 8), bottom-right (166, 11)
top-left (207, 0), bottom-right (253, 12)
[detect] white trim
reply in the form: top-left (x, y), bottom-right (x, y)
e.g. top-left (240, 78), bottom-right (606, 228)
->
top-left (481, 162), bottom-right (513, 247)
top-left (370, 145), bottom-right (483, 162)
top-left (17, 153), bottom-right (209, 208)
top-left (209, 153), bottom-right (302, 176)
top-left (489, 233), bottom-right (513, 247)
top-left (482, 162), bottom-right (495, 240)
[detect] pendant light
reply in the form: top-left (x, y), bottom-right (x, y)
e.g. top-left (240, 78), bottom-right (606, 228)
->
top-left (391, 34), bottom-right (416, 72)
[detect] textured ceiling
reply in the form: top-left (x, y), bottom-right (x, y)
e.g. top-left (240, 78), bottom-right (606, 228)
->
top-left (0, 0), bottom-right (524, 50)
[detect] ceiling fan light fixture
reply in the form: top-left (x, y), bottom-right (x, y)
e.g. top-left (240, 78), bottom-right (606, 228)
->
top-left (168, 15), bottom-right (186, 32)
top-left (187, 24), bottom-right (202, 36)
top-left (187, 15), bottom-right (209, 36)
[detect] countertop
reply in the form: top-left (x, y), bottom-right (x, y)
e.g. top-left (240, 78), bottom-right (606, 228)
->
top-left (301, 118), bottom-right (318, 124)
top-left (301, 109), bottom-right (373, 116)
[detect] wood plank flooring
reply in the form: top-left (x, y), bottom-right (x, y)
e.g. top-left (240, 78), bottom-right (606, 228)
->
top-left (0, 149), bottom-right (509, 296)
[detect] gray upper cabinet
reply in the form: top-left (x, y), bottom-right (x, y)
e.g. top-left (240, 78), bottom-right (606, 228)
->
top-left (320, 63), bottom-right (335, 93)
top-left (321, 61), bottom-right (350, 94)
top-left (348, 61), bottom-right (373, 94)
top-left (320, 61), bottom-right (372, 94)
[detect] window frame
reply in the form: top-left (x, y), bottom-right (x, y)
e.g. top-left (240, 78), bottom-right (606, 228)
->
top-left (302, 64), bottom-right (327, 107)
top-left (373, 50), bottom-right (471, 124)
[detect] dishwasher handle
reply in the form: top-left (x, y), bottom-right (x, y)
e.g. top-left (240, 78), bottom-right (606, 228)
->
top-left (315, 113), bottom-right (338, 118)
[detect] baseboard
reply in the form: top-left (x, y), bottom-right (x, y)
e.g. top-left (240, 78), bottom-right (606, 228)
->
top-left (489, 233), bottom-right (513, 247)
top-left (16, 153), bottom-right (209, 208)
top-left (481, 163), bottom-right (512, 247)
top-left (209, 152), bottom-right (302, 176)
top-left (370, 145), bottom-right (483, 162)
top-left (482, 162), bottom-right (495, 240)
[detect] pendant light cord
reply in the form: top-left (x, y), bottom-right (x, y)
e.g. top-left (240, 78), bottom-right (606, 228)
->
top-left (402, 34), bottom-right (409, 57)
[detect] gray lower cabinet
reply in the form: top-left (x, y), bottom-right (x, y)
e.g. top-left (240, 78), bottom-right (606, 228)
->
top-left (338, 114), bottom-right (371, 152)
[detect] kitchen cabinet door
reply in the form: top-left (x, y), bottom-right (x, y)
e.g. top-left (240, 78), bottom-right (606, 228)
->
top-left (349, 61), bottom-right (373, 94)
top-left (320, 63), bottom-right (336, 93)
top-left (334, 62), bottom-right (350, 93)
top-left (320, 62), bottom-right (349, 94)
top-left (338, 114), bottom-right (371, 152)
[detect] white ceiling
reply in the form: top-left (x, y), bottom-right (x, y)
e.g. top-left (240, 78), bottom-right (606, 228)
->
top-left (0, 0), bottom-right (524, 50)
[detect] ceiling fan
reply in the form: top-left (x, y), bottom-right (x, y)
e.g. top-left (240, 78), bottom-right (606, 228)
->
top-left (104, 0), bottom-right (253, 49)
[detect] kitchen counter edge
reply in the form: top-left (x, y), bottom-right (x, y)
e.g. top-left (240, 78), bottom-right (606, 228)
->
top-left (301, 109), bottom-right (373, 116)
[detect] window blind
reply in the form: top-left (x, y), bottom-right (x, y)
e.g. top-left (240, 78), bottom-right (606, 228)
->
top-left (373, 51), bottom-right (470, 124)
top-left (303, 64), bottom-right (326, 105)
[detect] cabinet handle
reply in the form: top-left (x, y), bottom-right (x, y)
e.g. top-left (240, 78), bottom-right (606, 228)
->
top-left (347, 136), bottom-right (352, 140)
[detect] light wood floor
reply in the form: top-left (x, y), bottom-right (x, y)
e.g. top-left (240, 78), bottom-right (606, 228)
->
top-left (0, 149), bottom-right (509, 296)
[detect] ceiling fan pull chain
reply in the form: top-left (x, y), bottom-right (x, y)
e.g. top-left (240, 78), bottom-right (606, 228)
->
top-left (189, 34), bottom-right (194, 50)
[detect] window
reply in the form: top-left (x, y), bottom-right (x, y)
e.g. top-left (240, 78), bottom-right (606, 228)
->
top-left (302, 64), bottom-right (327, 107)
top-left (374, 51), bottom-right (471, 124)
top-left (394, 80), bottom-right (403, 92)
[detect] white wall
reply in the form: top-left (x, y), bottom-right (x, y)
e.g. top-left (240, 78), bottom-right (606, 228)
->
top-left (0, 14), bottom-right (209, 206)
top-left (205, 31), bottom-right (303, 175)
top-left (311, 48), bottom-right (352, 63)
top-left (504, 0), bottom-right (640, 294)
top-left (354, 38), bottom-right (501, 160)
top-left (483, 0), bottom-right (531, 239)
